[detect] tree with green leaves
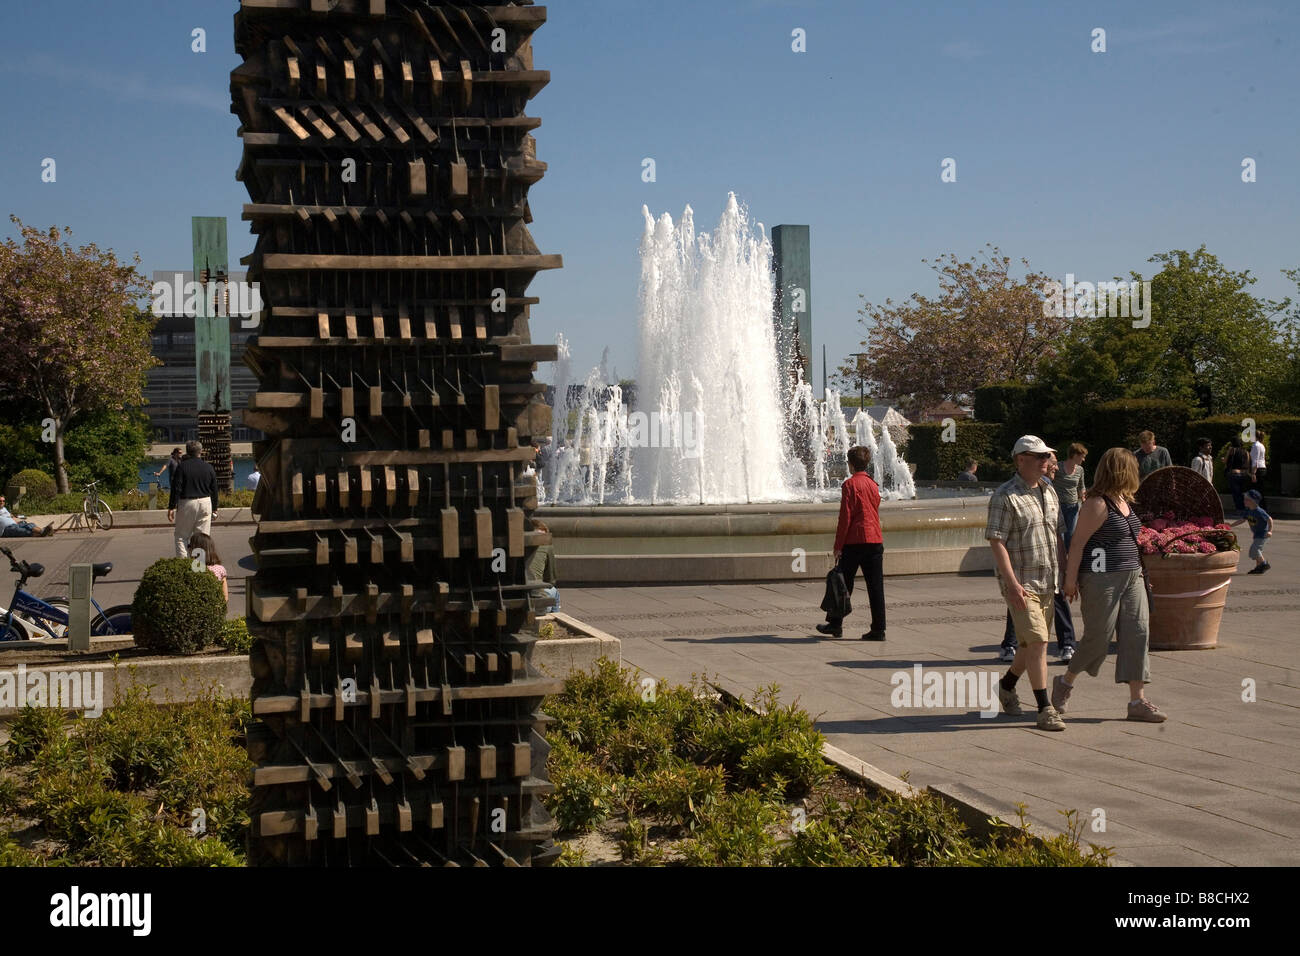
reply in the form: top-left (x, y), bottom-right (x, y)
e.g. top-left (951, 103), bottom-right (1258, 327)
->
top-left (841, 244), bottom-right (1066, 413)
top-left (1037, 246), bottom-right (1288, 436)
top-left (0, 218), bottom-right (157, 492)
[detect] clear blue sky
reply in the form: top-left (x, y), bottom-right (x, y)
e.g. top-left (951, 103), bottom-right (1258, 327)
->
top-left (2, 0), bottom-right (1296, 388)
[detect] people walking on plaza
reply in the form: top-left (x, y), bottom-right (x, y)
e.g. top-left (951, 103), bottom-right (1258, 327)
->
top-left (998, 450), bottom-right (1077, 663)
top-left (957, 459), bottom-right (979, 482)
top-left (985, 435), bottom-right (1066, 731)
top-left (1133, 430), bottom-right (1172, 479)
top-left (168, 441), bottom-right (219, 558)
top-left (1249, 428), bottom-right (1268, 508)
top-left (1225, 437), bottom-right (1251, 514)
top-left (154, 447), bottom-right (182, 488)
top-left (817, 445), bottom-right (886, 641)
top-left (0, 495), bottom-right (53, 537)
top-left (1232, 490), bottom-right (1273, 574)
top-left (188, 531), bottom-right (229, 602)
top-left (1057, 447), bottom-right (1166, 722)
top-left (1190, 438), bottom-right (1214, 482)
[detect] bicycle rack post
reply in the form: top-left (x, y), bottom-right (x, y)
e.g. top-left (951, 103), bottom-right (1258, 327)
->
top-left (68, 564), bottom-right (92, 652)
top-left (148, 482), bottom-right (159, 510)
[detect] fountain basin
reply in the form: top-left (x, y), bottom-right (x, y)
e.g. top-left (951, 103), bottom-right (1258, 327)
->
top-left (538, 496), bottom-right (995, 586)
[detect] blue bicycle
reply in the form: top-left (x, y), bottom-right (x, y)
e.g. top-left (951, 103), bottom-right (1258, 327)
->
top-left (0, 545), bottom-right (132, 641)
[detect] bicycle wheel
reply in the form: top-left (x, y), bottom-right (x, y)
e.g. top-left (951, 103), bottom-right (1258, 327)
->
top-left (92, 604), bottom-right (133, 636)
top-left (0, 618), bottom-right (29, 642)
top-left (33, 597), bottom-right (71, 640)
top-left (91, 501), bottom-right (113, 531)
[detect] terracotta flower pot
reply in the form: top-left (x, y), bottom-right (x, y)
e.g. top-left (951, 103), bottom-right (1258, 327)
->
top-left (1141, 550), bottom-right (1238, 650)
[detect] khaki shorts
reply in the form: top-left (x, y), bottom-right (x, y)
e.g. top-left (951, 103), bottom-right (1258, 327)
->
top-left (1007, 590), bottom-right (1054, 646)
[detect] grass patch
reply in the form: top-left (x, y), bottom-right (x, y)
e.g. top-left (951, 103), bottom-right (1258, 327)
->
top-left (544, 659), bottom-right (1112, 867)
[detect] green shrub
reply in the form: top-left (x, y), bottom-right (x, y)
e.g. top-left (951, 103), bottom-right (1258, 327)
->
top-left (217, 617), bottom-right (254, 654)
top-left (7, 468), bottom-right (56, 504)
top-left (902, 421), bottom-right (1004, 481)
top-left (678, 791), bottom-right (783, 866)
top-left (1090, 398), bottom-right (1193, 465)
top-left (131, 557), bottom-right (227, 654)
top-left (545, 738), bottom-right (618, 832)
top-left (220, 489), bottom-right (255, 508)
top-left (3, 705), bottom-right (67, 764)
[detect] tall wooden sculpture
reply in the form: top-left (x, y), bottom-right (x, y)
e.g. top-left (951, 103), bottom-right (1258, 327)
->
top-left (232, 0), bottom-right (561, 865)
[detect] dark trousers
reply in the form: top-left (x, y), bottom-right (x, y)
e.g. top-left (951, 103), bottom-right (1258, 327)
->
top-left (1228, 473), bottom-right (1249, 513)
top-left (826, 543), bottom-right (885, 633)
top-left (1, 523), bottom-right (36, 538)
top-left (1002, 591), bottom-right (1075, 652)
top-left (1252, 469), bottom-right (1266, 510)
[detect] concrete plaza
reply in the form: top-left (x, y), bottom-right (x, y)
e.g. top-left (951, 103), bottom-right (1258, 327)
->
top-left (559, 523), bottom-right (1300, 867)
top-left (3, 516), bottom-right (1295, 865)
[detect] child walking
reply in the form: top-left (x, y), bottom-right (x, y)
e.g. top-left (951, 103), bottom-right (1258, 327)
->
top-left (188, 531), bottom-right (229, 600)
top-left (1232, 490), bottom-right (1273, 574)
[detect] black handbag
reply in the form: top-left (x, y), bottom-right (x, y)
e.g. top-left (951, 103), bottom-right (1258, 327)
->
top-left (820, 567), bottom-right (852, 619)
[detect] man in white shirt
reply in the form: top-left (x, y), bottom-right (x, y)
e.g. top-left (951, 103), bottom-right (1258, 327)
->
top-left (1249, 430), bottom-right (1267, 502)
top-left (248, 467), bottom-right (261, 490)
top-left (1190, 438), bottom-right (1214, 482)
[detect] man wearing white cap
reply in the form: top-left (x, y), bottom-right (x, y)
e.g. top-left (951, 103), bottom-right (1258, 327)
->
top-left (984, 435), bottom-right (1068, 731)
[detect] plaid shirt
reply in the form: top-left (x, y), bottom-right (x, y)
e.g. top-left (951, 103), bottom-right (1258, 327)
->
top-left (986, 473), bottom-right (1065, 596)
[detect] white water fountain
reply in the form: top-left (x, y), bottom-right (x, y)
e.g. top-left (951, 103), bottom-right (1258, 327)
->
top-left (542, 194), bottom-right (914, 505)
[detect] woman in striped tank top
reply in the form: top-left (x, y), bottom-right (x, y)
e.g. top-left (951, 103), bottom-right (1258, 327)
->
top-left (1057, 448), bottom-right (1168, 722)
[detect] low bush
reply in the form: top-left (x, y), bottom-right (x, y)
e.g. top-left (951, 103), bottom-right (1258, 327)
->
top-left (7, 468), bottom-right (55, 504)
top-left (0, 684), bottom-right (251, 866)
top-left (131, 557), bottom-right (227, 654)
top-left (217, 617), bottom-right (254, 654)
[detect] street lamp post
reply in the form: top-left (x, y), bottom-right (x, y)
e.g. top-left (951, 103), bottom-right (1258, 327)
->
top-left (850, 352), bottom-right (868, 410)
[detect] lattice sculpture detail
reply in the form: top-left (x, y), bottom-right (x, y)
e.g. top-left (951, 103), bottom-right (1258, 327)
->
top-left (231, 0), bottom-right (560, 865)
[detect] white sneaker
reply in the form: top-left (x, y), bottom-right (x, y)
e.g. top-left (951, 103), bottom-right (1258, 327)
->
top-left (999, 646), bottom-right (1016, 663)
top-left (1060, 646), bottom-right (1075, 662)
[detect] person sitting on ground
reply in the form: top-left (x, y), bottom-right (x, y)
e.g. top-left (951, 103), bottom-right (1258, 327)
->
top-left (817, 445), bottom-right (886, 641)
top-left (1190, 438), bottom-right (1214, 482)
top-left (957, 460), bottom-right (979, 482)
top-left (985, 435), bottom-right (1066, 731)
top-left (0, 495), bottom-right (53, 537)
top-left (1132, 430), bottom-right (1172, 479)
top-left (188, 531), bottom-right (228, 602)
top-left (1059, 447), bottom-right (1167, 723)
top-left (527, 519), bottom-right (559, 613)
top-left (1231, 490), bottom-right (1272, 575)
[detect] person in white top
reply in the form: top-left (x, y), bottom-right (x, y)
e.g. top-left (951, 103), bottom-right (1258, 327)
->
top-left (1249, 430), bottom-right (1267, 493)
top-left (1190, 438), bottom-right (1214, 482)
top-left (248, 467), bottom-right (261, 490)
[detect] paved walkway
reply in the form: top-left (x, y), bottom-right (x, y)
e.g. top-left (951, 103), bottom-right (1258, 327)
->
top-left (561, 523), bottom-right (1300, 867)
top-left (6, 516), bottom-right (1296, 865)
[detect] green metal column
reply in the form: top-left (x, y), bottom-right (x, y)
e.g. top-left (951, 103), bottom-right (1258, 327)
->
top-left (192, 216), bottom-right (234, 491)
top-left (772, 224), bottom-right (812, 391)
top-left (192, 216), bottom-right (231, 414)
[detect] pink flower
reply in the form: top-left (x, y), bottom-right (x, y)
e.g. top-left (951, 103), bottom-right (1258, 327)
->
top-left (1148, 518), bottom-right (1169, 531)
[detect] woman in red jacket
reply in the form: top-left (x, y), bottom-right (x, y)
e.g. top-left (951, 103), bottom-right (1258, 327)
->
top-left (817, 446), bottom-right (886, 641)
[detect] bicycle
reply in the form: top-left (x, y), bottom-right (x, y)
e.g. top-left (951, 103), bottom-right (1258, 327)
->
top-left (0, 545), bottom-right (131, 641)
top-left (82, 480), bottom-right (113, 531)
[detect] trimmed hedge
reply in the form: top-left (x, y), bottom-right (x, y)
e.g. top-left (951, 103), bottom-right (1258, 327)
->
top-left (1089, 398), bottom-right (1192, 465)
top-left (974, 383), bottom-right (1047, 435)
top-left (6, 468), bottom-right (56, 504)
top-left (131, 557), bottom-right (227, 655)
top-left (905, 421), bottom-right (1005, 481)
top-left (1185, 414), bottom-right (1300, 495)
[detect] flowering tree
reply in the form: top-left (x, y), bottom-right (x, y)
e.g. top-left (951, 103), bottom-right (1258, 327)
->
top-left (839, 245), bottom-right (1068, 413)
top-left (0, 218), bottom-right (156, 492)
